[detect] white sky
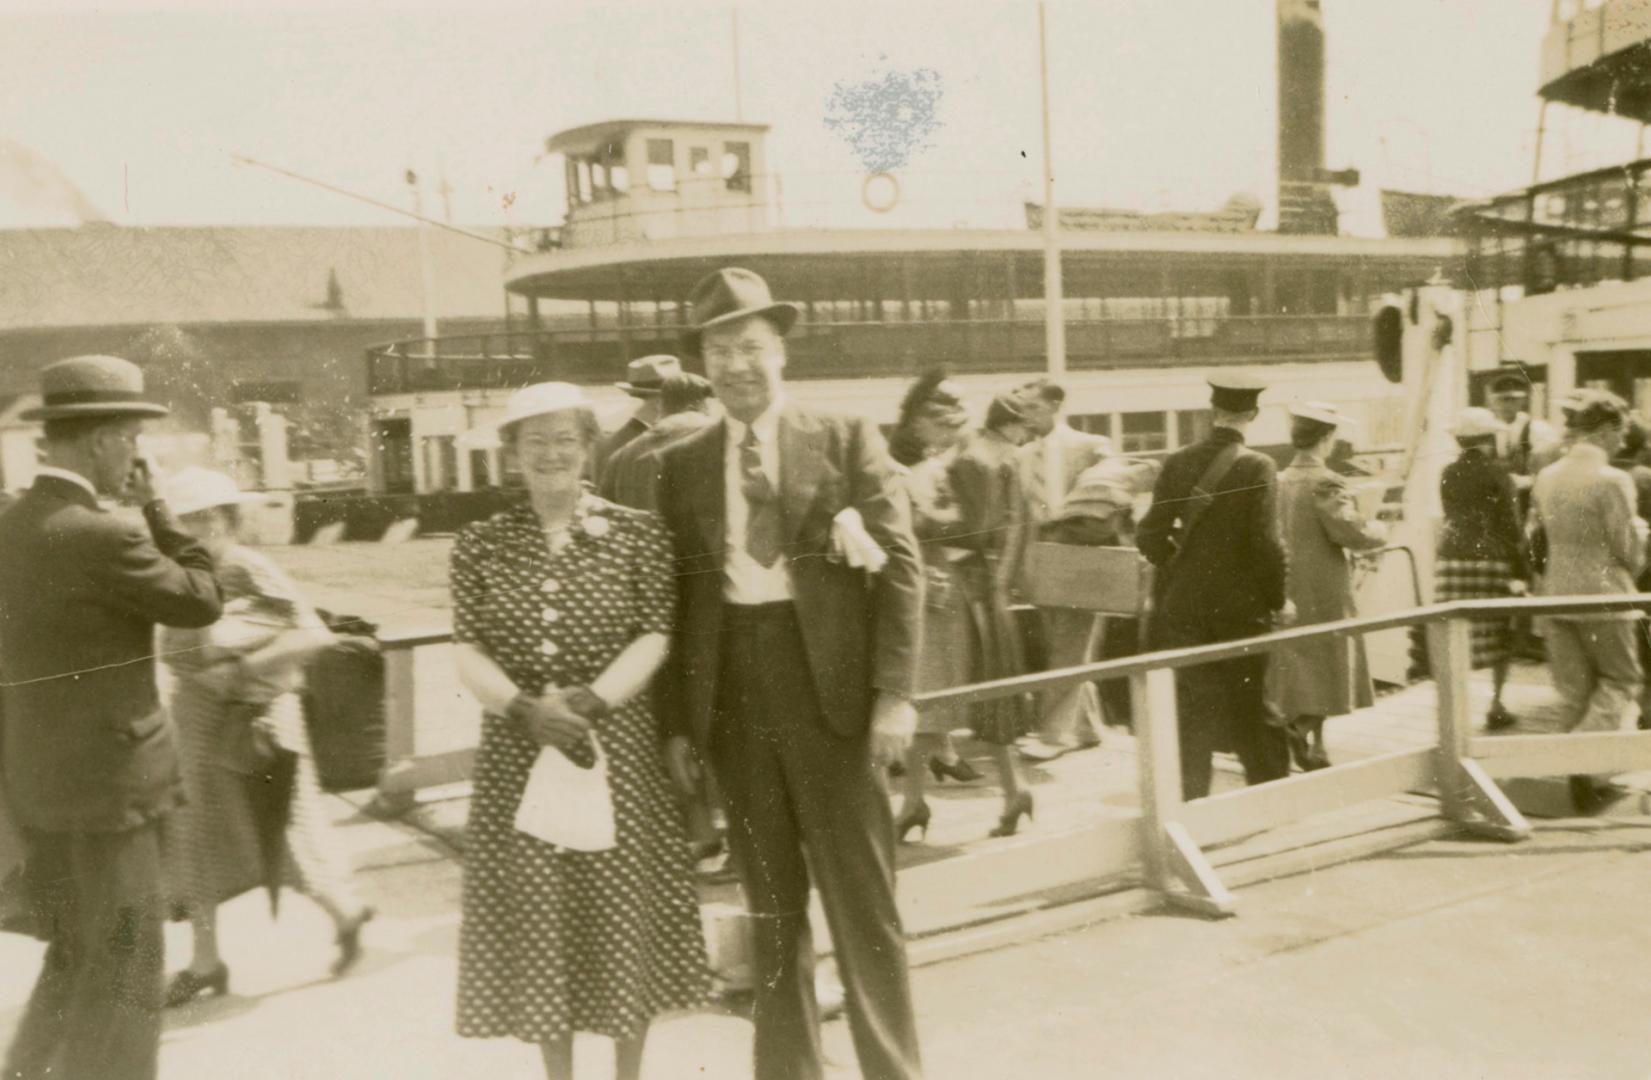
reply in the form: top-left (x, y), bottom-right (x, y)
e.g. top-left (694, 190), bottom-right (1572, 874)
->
top-left (0, 0), bottom-right (1608, 235)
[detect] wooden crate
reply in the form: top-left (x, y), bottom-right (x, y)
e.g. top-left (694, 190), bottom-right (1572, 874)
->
top-left (1023, 542), bottom-right (1153, 614)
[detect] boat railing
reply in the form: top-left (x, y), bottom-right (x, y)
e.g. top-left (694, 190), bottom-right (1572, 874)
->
top-left (364, 313), bottom-right (1374, 395)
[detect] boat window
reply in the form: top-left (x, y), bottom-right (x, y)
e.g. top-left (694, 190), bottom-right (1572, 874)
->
top-left (575, 159), bottom-right (593, 204)
top-left (1120, 411), bottom-right (1168, 453)
top-left (723, 141), bottom-right (751, 193)
top-left (647, 139), bottom-right (675, 191)
top-left (1068, 413), bottom-right (1113, 439)
top-left (1175, 409), bottom-right (1213, 447)
top-left (689, 146), bottom-right (712, 176)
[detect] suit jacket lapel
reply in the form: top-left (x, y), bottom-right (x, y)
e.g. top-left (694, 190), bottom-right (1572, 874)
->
top-left (778, 406), bottom-right (835, 545)
top-left (688, 424), bottom-right (727, 556)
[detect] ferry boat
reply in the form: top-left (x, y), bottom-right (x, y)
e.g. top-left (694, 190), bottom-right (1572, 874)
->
top-left (362, 115), bottom-right (1453, 496)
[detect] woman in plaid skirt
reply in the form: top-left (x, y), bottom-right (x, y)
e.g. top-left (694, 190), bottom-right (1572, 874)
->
top-left (1435, 408), bottom-right (1532, 729)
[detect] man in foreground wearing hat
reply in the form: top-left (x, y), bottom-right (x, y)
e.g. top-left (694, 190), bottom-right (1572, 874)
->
top-left (1269, 401), bottom-right (1388, 771)
top-left (1486, 368), bottom-right (1558, 494)
top-left (656, 268), bottom-right (926, 1079)
top-left (0, 356), bottom-right (223, 1080)
top-left (1137, 373), bottom-right (1291, 800)
top-left (591, 354), bottom-right (683, 483)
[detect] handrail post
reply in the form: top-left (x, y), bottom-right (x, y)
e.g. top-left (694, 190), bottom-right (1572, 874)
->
top-left (1132, 666), bottom-right (1235, 916)
top-left (1427, 616), bottom-right (1474, 819)
top-left (369, 643), bottom-right (420, 819)
top-left (1132, 668), bottom-right (1180, 893)
top-left (1426, 614), bottom-right (1530, 841)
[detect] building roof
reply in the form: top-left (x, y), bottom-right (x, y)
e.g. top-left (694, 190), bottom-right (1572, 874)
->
top-left (0, 224), bottom-right (515, 331)
top-left (545, 119), bottom-right (771, 157)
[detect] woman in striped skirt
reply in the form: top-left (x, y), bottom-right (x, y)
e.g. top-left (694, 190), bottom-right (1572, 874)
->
top-left (1435, 408), bottom-right (1532, 729)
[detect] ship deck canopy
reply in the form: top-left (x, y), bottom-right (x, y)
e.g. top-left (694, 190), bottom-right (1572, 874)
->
top-left (503, 228), bottom-right (1455, 304)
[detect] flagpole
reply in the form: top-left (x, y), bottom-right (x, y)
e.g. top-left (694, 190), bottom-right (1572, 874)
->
top-left (1038, 1), bottom-right (1066, 378)
top-left (407, 169), bottom-right (439, 345)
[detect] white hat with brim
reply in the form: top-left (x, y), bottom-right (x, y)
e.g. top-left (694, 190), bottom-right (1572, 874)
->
top-left (1451, 406), bottom-right (1502, 441)
top-left (162, 466), bottom-right (261, 518)
top-left (495, 382), bottom-right (592, 437)
top-left (1288, 400), bottom-right (1355, 429)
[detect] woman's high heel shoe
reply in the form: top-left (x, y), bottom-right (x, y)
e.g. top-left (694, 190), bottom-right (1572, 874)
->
top-left (893, 802), bottom-right (932, 844)
top-left (929, 756), bottom-right (983, 783)
top-left (989, 791), bottom-right (1035, 838)
top-left (332, 905), bottom-right (376, 977)
top-left (164, 963), bottom-right (229, 1008)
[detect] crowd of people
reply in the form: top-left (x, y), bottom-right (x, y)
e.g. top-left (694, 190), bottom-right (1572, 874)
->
top-left (3, 269), bottom-right (1649, 1080)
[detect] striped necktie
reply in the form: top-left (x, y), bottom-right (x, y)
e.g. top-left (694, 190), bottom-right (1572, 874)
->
top-left (740, 428), bottom-right (782, 568)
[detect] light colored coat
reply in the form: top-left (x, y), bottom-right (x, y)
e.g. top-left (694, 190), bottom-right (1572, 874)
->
top-left (1531, 442), bottom-right (1647, 620)
top-left (1270, 453), bottom-right (1387, 718)
top-left (1014, 422), bottom-right (1112, 526)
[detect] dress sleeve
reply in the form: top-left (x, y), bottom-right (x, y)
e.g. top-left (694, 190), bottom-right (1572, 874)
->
top-left (230, 547), bottom-right (321, 630)
top-left (630, 512), bottom-right (677, 638)
top-left (449, 525), bottom-right (487, 645)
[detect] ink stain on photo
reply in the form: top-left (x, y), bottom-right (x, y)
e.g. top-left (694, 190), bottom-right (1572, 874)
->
top-left (823, 59), bottom-right (943, 173)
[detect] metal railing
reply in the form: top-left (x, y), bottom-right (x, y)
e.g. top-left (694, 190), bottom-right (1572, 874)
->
top-left (369, 593), bottom-right (1651, 924)
top-left (364, 314), bottom-right (1374, 395)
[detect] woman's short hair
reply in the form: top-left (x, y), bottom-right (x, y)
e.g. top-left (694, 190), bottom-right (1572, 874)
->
top-left (1565, 389), bottom-right (1630, 435)
top-left (1290, 416), bottom-right (1337, 449)
top-left (500, 405), bottom-right (602, 450)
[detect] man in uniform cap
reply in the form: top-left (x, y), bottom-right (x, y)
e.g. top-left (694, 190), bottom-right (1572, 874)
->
top-left (1, 356), bottom-right (223, 1080)
top-left (1485, 368), bottom-right (1558, 489)
top-left (1137, 373), bottom-right (1291, 799)
top-left (654, 267), bottom-right (925, 1079)
top-left (590, 353), bottom-right (683, 483)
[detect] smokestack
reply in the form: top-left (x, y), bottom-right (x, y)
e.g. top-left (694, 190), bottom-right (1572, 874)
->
top-left (1277, 0), bottom-right (1343, 234)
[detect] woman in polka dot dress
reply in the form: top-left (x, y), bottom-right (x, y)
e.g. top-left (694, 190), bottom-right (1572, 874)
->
top-left (450, 383), bottom-right (709, 1080)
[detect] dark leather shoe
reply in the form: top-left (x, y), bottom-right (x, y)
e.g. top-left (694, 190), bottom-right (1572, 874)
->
top-left (332, 906), bottom-right (376, 977)
top-left (165, 964), bottom-right (229, 1008)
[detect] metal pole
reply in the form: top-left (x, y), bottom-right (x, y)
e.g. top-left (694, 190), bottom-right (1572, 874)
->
top-left (732, 8), bottom-right (744, 122)
top-left (408, 171), bottom-right (439, 344)
top-left (1038, 1), bottom-right (1066, 377)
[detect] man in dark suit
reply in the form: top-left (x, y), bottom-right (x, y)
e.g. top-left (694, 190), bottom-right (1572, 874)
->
top-left (0, 355), bottom-right (223, 1080)
top-left (1136, 373), bottom-right (1290, 801)
top-left (656, 268), bottom-right (925, 1080)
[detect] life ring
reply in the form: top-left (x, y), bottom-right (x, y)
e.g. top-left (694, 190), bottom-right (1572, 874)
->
top-left (862, 172), bottom-right (900, 213)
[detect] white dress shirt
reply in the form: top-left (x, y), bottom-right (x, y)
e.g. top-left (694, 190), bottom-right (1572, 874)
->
top-left (34, 465), bottom-right (99, 502)
top-left (722, 402), bottom-right (793, 604)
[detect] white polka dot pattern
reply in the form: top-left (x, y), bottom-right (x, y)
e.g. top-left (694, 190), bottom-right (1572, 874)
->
top-left (450, 498), bottom-right (708, 1044)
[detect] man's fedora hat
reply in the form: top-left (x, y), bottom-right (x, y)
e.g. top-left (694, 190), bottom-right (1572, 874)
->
top-left (21, 355), bottom-right (170, 421)
top-left (615, 355), bottom-right (683, 397)
top-left (681, 268), bottom-right (801, 355)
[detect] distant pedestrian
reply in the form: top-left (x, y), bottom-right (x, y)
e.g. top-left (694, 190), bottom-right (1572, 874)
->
top-left (0, 355), bottom-right (223, 1080)
top-left (1137, 373), bottom-right (1291, 800)
top-left (157, 467), bottom-right (375, 1008)
top-left (1013, 378), bottom-right (1112, 761)
top-left (1530, 390), bottom-right (1647, 813)
top-left (590, 354), bottom-right (682, 483)
top-left (1269, 402), bottom-right (1387, 771)
top-left (598, 371), bottom-right (714, 510)
top-left (1435, 408), bottom-right (1531, 731)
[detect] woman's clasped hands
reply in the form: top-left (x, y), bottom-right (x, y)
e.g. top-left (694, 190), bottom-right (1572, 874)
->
top-left (508, 689), bottom-right (598, 767)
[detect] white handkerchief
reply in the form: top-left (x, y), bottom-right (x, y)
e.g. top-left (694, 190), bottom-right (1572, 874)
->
top-left (513, 738), bottom-right (616, 852)
top-left (830, 508), bottom-right (888, 573)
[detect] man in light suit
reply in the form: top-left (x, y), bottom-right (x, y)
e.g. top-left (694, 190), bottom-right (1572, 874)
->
top-left (0, 356), bottom-right (222, 1080)
top-left (1013, 378), bottom-right (1112, 760)
top-left (1530, 389), bottom-right (1647, 813)
top-left (656, 267), bottom-right (925, 1080)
